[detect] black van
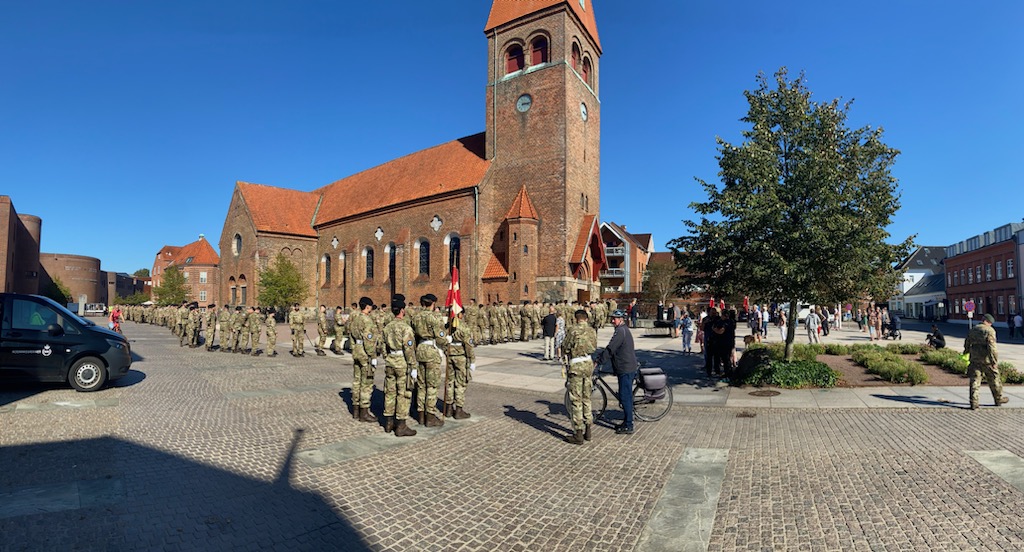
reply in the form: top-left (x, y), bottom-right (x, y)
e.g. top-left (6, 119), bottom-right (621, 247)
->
top-left (0, 293), bottom-right (132, 392)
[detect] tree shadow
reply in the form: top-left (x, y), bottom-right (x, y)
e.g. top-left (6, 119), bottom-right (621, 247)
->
top-left (636, 349), bottom-right (721, 389)
top-left (0, 432), bottom-right (371, 550)
top-left (502, 404), bottom-right (570, 441)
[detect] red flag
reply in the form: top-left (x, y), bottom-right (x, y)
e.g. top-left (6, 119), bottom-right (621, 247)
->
top-left (743, 296), bottom-right (749, 309)
top-left (445, 266), bottom-right (463, 319)
top-left (709, 296), bottom-right (715, 307)
top-left (719, 299), bottom-right (725, 311)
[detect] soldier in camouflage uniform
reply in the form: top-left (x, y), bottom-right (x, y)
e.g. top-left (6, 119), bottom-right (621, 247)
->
top-left (219, 305), bottom-right (233, 353)
top-left (264, 307), bottom-right (278, 357)
top-left (348, 297), bottom-right (379, 422)
top-left (463, 299), bottom-right (479, 347)
top-left (411, 294), bottom-right (448, 427)
top-left (487, 303), bottom-right (499, 345)
top-left (204, 304), bottom-right (218, 351)
top-left (530, 301), bottom-right (542, 340)
top-left (187, 303), bottom-right (201, 347)
top-left (444, 309), bottom-right (475, 419)
top-left (383, 294), bottom-right (417, 437)
top-left (234, 306), bottom-right (251, 353)
top-left (248, 306), bottom-right (264, 356)
top-left (314, 304), bottom-right (329, 356)
top-left (331, 305), bottom-right (347, 355)
top-left (288, 304), bottom-right (305, 356)
top-left (562, 309), bottom-right (597, 445)
top-left (519, 303), bottom-right (530, 341)
top-left (964, 313), bottom-right (1007, 409)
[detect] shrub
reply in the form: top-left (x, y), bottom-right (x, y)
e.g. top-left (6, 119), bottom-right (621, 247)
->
top-left (853, 347), bottom-right (927, 385)
top-left (735, 348), bottom-right (775, 382)
top-left (746, 343), bottom-right (784, 361)
top-left (735, 358), bottom-right (839, 389)
top-left (919, 348), bottom-right (968, 375)
top-left (792, 343), bottom-right (825, 361)
top-left (886, 343), bottom-right (924, 355)
top-left (823, 343), bottom-right (849, 355)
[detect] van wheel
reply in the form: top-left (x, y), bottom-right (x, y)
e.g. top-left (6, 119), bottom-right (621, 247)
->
top-left (69, 357), bottom-right (107, 392)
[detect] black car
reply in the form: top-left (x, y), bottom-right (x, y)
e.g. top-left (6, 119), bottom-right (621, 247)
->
top-left (1, 293), bottom-right (132, 391)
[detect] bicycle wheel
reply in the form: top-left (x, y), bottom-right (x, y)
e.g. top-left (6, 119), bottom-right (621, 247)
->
top-left (564, 379), bottom-right (607, 422)
top-left (632, 381), bottom-right (673, 422)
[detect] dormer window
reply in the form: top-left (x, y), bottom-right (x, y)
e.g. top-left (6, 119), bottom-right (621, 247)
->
top-left (505, 45), bottom-right (525, 75)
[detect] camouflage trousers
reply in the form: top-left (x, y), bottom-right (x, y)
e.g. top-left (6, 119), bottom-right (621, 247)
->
top-left (352, 355), bottom-right (375, 409)
top-left (182, 323), bottom-right (194, 346)
top-left (236, 329), bottom-right (250, 351)
top-left (416, 359), bottom-right (443, 419)
top-left (969, 362), bottom-right (1003, 407)
top-left (291, 329), bottom-right (304, 354)
top-left (566, 361), bottom-right (595, 431)
top-left (317, 329), bottom-right (328, 350)
top-left (445, 355), bottom-right (472, 408)
top-left (249, 329), bottom-right (261, 352)
top-left (384, 359), bottom-right (412, 420)
top-left (205, 325), bottom-right (216, 350)
top-left (266, 330), bottom-right (276, 353)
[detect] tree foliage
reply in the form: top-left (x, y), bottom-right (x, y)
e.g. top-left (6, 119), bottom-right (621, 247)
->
top-left (133, 268), bottom-right (150, 278)
top-left (40, 276), bottom-right (72, 305)
top-left (669, 68), bottom-right (914, 358)
top-left (642, 257), bottom-right (682, 305)
top-left (118, 292), bottom-right (151, 306)
top-left (258, 252), bottom-right (308, 311)
top-left (153, 266), bottom-right (189, 306)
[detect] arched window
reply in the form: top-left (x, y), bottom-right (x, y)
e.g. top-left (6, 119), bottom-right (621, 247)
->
top-left (232, 234), bottom-right (242, 256)
top-left (506, 45), bottom-right (525, 74)
top-left (238, 275), bottom-right (247, 306)
top-left (228, 276), bottom-right (237, 305)
top-left (322, 254), bottom-right (331, 287)
top-left (448, 236), bottom-right (461, 272)
top-left (571, 43), bottom-right (581, 71)
top-left (582, 57), bottom-right (592, 86)
top-left (365, 248), bottom-right (374, 280)
top-left (531, 37), bottom-right (548, 66)
top-left (419, 240), bottom-right (430, 276)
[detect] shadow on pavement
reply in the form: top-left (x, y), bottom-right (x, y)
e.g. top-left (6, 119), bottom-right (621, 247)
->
top-left (0, 430), bottom-right (371, 550)
top-left (637, 349), bottom-right (721, 389)
top-left (503, 404), bottom-right (569, 441)
top-left (870, 394), bottom-right (968, 409)
top-left (110, 369), bottom-right (146, 388)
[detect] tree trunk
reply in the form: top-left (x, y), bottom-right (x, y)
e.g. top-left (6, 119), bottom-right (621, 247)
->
top-left (784, 299), bottom-right (798, 361)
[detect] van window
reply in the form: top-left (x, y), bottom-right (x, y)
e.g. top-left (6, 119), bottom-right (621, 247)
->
top-left (10, 298), bottom-right (79, 334)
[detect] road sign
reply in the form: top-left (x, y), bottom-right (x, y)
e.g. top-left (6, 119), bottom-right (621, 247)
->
top-left (965, 300), bottom-right (976, 312)
top-left (967, 311), bottom-right (974, 319)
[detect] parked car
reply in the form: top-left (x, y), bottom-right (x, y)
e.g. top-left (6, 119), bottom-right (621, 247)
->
top-left (1, 293), bottom-right (132, 391)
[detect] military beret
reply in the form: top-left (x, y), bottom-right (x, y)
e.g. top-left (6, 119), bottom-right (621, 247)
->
top-left (358, 297), bottom-right (374, 309)
top-left (984, 313), bottom-right (995, 324)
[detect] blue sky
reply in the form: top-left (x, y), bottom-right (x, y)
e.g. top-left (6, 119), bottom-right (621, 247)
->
top-left (2, 1), bottom-right (1021, 274)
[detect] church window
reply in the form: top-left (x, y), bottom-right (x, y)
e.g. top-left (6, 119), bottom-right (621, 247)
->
top-left (322, 254), bottom-right (332, 287)
top-left (582, 57), bottom-right (592, 87)
top-left (524, 245), bottom-right (528, 255)
top-left (232, 234), bottom-right (242, 257)
top-left (524, 285), bottom-right (529, 294)
top-left (513, 272), bottom-right (517, 281)
top-left (513, 232), bottom-right (517, 243)
top-left (506, 45), bottom-right (525, 74)
top-left (449, 236), bottom-right (461, 272)
top-left (571, 44), bottom-right (581, 72)
top-left (419, 240), bottom-right (431, 276)
top-left (365, 248), bottom-right (375, 280)
top-left (531, 37), bottom-right (548, 66)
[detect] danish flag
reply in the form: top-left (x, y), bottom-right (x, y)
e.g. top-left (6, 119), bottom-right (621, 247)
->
top-left (446, 266), bottom-right (463, 319)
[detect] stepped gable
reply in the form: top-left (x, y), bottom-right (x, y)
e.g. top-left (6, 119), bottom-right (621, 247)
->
top-left (237, 182), bottom-right (319, 238)
top-left (504, 186), bottom-right (539, 220)
top-left (485, 0), bottom-right (601, 52)
top-left (314, 133), bottom-right (490, 227)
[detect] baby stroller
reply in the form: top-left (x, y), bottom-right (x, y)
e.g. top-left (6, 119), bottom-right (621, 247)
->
top-left (885, 314), bottom-right (902, 340)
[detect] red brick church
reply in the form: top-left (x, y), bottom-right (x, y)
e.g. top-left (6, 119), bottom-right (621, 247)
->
top-left (219, 0), bottom-right (606, 308)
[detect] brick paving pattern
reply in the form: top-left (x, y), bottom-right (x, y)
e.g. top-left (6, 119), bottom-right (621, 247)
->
top-left (3, 320), bottom-right (1024, 550)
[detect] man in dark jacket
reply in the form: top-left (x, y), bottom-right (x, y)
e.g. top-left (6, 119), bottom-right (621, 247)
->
top-left (599, 309), bottom-right (638, 434)
top-left (542, 306), bottom-right (558, 360)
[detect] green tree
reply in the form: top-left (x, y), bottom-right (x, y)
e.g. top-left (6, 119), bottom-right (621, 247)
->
top-left (120, 292), bottom-right (151, 306)
top-left (153, 266), bottom-right (189, 306)
top-left (258, 252), bottom-right (308, 311)
top-left (41, 276), bottom-right (72, 305)
top-left (669, 68), bottom-right (913, 360)
top-left (642, 257), bottom-right (681, 306)
top-left (133, 268), bottom-right (150, 278)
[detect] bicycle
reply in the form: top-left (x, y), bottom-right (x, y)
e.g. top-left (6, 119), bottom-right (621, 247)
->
top-left (563, 359), bottom-right (673, 423)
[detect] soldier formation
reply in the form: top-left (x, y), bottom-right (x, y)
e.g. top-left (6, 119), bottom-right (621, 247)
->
top-left (113, 296), bottom-right (619, 441)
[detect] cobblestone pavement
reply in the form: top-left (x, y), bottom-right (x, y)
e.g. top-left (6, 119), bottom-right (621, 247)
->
top-left (3, 321), bottom-right (1024, 551)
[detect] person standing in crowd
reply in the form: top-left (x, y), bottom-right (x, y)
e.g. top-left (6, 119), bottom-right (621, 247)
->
top-left (411, 294), bottom-right (447, 427)
top-left (204, 304), bottom-right (218, 351)
top-left (1015, 312), bottom-right (1023, 339)
top-left (600, 310), bottom-right (638, 435)
top-left (761, 304), bottom-right (770, 338)
top-left (383, 295), bottom-right (417, 436)
top-left (444, 308), bottom-right (475, 419)
top-left (964, 313), bottom-right (1007, 410)
top-left (332, 305), bottom-right (347, 355)
top-left (348, 297), bottom-right (379, 423)
top-left (628, 298), bottom-right (639, 328)
top-left (314, 304), bottom-right (329, 356)
top-left (805, 308), bottom-right (821, 343)
top-left (288, 303), bottom-right (305, 357)
top-left (777, 308), bottom-right (788, 342)
top-left (554, 307), bottom-right (567, 364)
top-left (562, 309), bottom-right (597, 445)
top-left (264, 307), bottom-right (278, 357)
top-left (542, 305), bottom-right (558, 361)
top-left (680, 311), bottom-right (694, 353)
top-left (248, 306), bottom-right (264, 356)
top-left (702, 308), bottom-right (720, 376)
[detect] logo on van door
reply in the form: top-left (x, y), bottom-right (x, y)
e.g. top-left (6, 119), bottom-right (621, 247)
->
top-left (42, 344), bottom-right (52, 357)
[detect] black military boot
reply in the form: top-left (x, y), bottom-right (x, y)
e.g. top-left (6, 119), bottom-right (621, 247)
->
top-left (315, 349), bottom-right (327, 357)
top-left (425, 413), bottom-right (444, 427)
top-left (384, 416), bottom-right (394, 433)
top-left (443, 403), bottom-right (454, 418)
top-left (268, 351), bottom-right (277, 357)
top-left (359, 407), bottom-right (376, 423)
top-left (564, 430), bottom-right (585, 445)
top-left (453, 406), bottom-right (471, 420)
top-left (584, 424), bottom-right (592, 441)
top-left (394, 420), bottom-right (417, 437)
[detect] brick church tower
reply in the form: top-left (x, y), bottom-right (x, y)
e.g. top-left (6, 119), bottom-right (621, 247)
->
top-left (479, 0), bottom-right (605, 303)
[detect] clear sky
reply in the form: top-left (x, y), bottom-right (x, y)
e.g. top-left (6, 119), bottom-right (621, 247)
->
top-left (3, 1), bottom-right (1021, 274)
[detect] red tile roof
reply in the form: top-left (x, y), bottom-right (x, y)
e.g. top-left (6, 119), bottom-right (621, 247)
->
top-left (571, 215), bottom-right (597, 264)
top-left (170, 236), bottom-right (220, 266)
top-left (504, 186), bottom-right (539, 220)
top-left (314, 134), bottom-right (490, 226)
top-left (237, 182), bottom-right (319, 238)
top-left (482, 253), bottom-right (509, 280)
top-left (649, 252), bottom-right (673, 264)
top-left (485, 0), bottom-right (601, 52)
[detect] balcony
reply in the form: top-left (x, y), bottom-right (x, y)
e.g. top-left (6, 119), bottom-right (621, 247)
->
top-left (600, 268), bottom-right (625, 279)
top-left (604, 246), bottom-right (625, 257)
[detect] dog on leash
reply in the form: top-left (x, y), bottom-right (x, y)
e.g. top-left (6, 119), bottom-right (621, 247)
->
top-left (743, 335), bottom-right (757, 347)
